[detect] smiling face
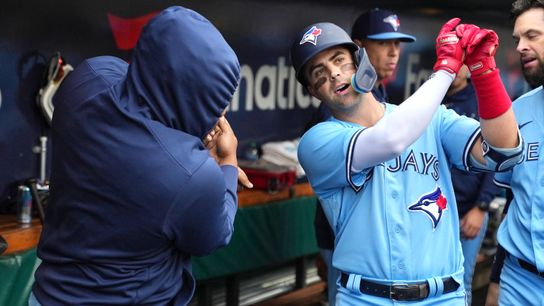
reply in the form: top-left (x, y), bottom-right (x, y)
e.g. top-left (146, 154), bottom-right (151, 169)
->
top-left (304, 46), bottom-right (359, 112)
top-left (513, 7), bottom-right (544, 87)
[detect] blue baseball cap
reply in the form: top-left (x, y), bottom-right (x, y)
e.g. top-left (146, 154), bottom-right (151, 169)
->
top-left (351, 8), bottom-right (416, 43)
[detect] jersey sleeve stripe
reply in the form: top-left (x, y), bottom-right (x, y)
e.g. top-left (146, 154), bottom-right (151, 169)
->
top-left (463, 127), bottom-right (481, 171)
top-left (346, 128), bottom-right (364, 193)
top-left (493, 178), bottom-right (511, 189)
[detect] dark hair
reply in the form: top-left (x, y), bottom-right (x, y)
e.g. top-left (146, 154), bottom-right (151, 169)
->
top-left (511, 0), bottom-right (544, 22)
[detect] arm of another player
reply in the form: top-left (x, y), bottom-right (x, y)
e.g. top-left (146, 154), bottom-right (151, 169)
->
top-left (462, 172), bottom-right (498, 238)
top-left (485, 282), bottom-right (499, 306)
top-left (460, 27), bottom-right (523, 170)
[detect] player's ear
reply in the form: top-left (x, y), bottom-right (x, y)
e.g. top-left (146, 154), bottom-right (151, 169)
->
top-left (353, 38), bottom-right (364, 48)
top-left (307, 84), bottom-right (316, 97)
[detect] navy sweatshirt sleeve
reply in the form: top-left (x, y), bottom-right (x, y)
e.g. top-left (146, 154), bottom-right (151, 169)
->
top-left (164, 159), bottom-right (238, 256)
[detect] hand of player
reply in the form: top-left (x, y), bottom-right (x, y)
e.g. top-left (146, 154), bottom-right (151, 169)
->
top-left (460, 206), bottom-right (486, 239)
top-left (205, 116), bottom-right (238, 167)
top-left (455, 23), bottom-right (482, 51)
top-left (433, 18), bottom-right (465, 74)
top-left (203, 123), bottom-right (222, 151)
top-left (462, 28), bottom-right (498, 77)
top-left (237, 167), bottom-right (253, 189)
top-left (205, 117), bottom-right (253, 188)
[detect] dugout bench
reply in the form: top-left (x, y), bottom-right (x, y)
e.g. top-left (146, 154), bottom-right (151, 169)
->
top-left (0, 183), bottom-right (322, 306)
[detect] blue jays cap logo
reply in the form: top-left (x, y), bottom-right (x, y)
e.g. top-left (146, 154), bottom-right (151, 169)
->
top-left (408, 186), bottom-right (448, 230)
top-left (300, 26), bottom-right (322, 45)
top-left (383, 15), bottom-right (400, 31)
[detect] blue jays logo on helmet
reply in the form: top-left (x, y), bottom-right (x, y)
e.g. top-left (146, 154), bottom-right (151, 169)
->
top-left (408, 186), bottom-right (448, 230)
top-left (300, 26), bottom-right (322, 46)
top-left (383, 15), bottom-right (400, 31)
top-left (290, 22), bottom-right (358, 85)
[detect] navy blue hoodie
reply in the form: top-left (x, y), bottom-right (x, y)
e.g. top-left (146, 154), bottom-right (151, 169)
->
top-left (33, 6), bottom-right (240, 305)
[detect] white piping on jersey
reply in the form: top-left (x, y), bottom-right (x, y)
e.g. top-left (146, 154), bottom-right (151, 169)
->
top-left (463, 128), bottom-right (482, 171)
top-left (347, 128), bottom-right (365, 192)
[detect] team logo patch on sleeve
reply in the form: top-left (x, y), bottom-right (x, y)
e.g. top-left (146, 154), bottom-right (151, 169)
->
top-left (408, 186), bottom-right (448, 230)
top-left (299, 26), bottom-right (322, 45)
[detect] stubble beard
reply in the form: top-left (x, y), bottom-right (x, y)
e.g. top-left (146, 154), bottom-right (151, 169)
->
top-left (522, 58), bottom-right (544, 89)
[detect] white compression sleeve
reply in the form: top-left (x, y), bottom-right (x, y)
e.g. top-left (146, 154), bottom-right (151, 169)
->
top-left (351, 70), bottom-right (454, 172)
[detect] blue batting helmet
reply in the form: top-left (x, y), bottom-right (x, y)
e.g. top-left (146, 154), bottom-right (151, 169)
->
top-left (290, 22), bottom-right (358, 85)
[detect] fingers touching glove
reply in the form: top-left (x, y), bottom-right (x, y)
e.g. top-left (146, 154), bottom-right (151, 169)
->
top-left (462, 28), bottom-right (498, 77)
top-left (433, 18), bottom-right (464, 74)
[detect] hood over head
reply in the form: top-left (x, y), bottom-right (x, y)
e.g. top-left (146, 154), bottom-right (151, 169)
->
top-left (125, 6), bottom-right (240, 139)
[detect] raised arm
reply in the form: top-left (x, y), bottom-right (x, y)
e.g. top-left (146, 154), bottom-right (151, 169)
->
top-left (460, 27), bottom-right (523, 171)
top-left (352, 18), bottom-right (464, 171)
top-left (170, 116), bottom-right (244, 256)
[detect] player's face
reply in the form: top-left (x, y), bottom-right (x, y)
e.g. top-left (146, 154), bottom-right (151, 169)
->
top-left (355, 39), bottom-right (401, 82)
top-left (304, 46), bottom-right (357, 106)
top-left (513, 7), bottom-right (544, 87)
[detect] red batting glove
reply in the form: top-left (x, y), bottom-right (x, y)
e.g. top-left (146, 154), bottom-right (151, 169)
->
top-left (433, 18), bottom-right (464, 74)
top-left (463, 29), bottom-right (498, 77)
top-left (462, 28), bottom-right (509, 119)
top-left (455, 23), bottom-right (482, 50)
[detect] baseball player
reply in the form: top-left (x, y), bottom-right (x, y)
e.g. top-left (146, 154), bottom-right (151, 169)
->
top-left (351, 8), bottom-right (416, 102)
top-left (290, 18), bottom-right (523, 305)
top-left (310, 9), bottom-right (417, 305)
top-left (491, 1), bottom-right (544, 305)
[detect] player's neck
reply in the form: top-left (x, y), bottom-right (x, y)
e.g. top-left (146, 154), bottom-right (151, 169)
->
top-left (359, 95), bottom-right (385, 127)
top-left (334, 94), bottom-right (384, 127)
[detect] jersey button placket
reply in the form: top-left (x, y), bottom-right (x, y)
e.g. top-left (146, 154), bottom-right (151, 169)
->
top-left (385, 172), bottom-right (407, 279)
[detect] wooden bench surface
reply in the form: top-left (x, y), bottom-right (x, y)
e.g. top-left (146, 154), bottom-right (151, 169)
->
top-left (0, 215), bottom-right (42, 255)
top-left (238, 182), bottom-right (314, 207)
top-left (0, 183), bottom-right (314, 256)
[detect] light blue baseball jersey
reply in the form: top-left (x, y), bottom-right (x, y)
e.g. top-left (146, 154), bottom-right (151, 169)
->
top-left (298, 103), bottom-right (480, 283)
top-left (495, 86), bottom-right (544, 273)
